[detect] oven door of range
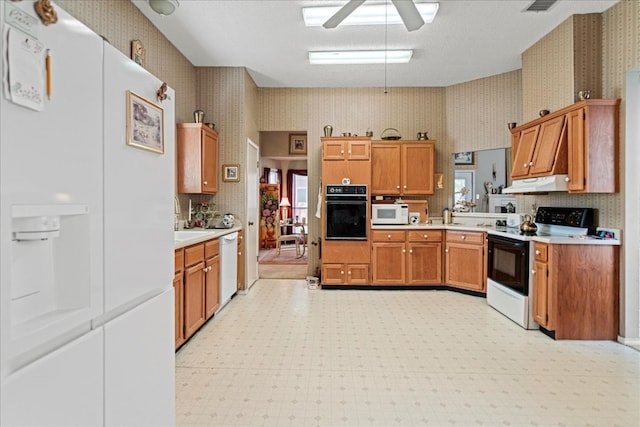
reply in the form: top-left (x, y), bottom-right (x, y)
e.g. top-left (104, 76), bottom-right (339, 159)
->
top-left (487, 234), bottom-right (530, 296)
top-left (325, 198), bottom-right (368, 240)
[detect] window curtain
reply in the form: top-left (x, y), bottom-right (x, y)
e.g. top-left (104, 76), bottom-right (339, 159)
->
top-left (262, 167), bottom-right (270, 183)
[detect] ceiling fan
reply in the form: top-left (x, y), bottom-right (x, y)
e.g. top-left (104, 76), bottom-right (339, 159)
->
top-left (323, 0), bottom-right (425, 32)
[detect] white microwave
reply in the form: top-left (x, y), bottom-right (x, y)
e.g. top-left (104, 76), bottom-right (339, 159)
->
top-left (372, 204), bottom-right (409, 225)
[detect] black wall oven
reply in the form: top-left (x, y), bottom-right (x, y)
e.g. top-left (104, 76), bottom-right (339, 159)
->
top-left (487, 234), bottom-right (530, 296)
top-left (325, 184), bottom-right (368, 240)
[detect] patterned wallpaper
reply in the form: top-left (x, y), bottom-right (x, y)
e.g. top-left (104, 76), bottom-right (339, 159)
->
top-left (519, 2), bottom-right (639, 230)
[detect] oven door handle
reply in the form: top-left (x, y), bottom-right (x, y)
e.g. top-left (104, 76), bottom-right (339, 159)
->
top-left (488, 235), bottom-right (528, 248)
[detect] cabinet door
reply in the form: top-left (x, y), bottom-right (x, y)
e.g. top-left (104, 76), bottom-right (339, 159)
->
top-left (347, 264), bottom-right (369, 284)
top-left (407, 242), bottom-right (442, 285)
top-left (445, 243), bottom-right (485, 291)
top-left (402, 143), bottom-right (434, 195)
top-left (348, 141), bottom-right (370, 160)
top-left (566, 108), bottom-right (586, 192)
top-left (205, 255), bottom-right (220, 319)
top-left (202, 128), bottom-right (218, 193)
top-left (511, 126), bottom-right (539, 178)
top-left (184, 262), bottom-right (205, 338)
top-left (371, 242), bottom-right (405, 284)
top-left (323, 141), bottom-right (347, 160)
top-left (371, 144), bottom-right (401, 195)
top-left (322, 264), bottom-right (345, 284)
top-left (529, 115), bottom-right (566, 176)
top-left (173, 272), bottom-right (184, 349)
top-left (532, 260), bottom-right (549, 328)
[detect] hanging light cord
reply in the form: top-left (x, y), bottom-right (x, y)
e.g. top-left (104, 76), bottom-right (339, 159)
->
top-left (384, 1), bottom-right (388, 94)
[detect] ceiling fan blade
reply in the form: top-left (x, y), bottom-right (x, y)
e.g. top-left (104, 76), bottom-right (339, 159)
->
top-left (391, 0), bottom-right (425, 32)
top-left (323, 0), bottom-right (366, 29)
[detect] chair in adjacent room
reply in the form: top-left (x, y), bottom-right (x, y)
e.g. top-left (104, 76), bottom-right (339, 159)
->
top-left (276, 221), bottom-right (299, 255)
top-left (295, 224), bottom-right (308, 258)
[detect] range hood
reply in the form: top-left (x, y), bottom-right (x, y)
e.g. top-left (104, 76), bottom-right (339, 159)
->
top-left (502, 175), bottom-right (569, 194)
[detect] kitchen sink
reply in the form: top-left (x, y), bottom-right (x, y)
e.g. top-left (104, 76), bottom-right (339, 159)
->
top-left (174, 230), bottom-right (212, 242)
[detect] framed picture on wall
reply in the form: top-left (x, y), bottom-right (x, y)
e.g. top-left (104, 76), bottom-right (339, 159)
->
top-left (223, 164), bottom-right (240, 182)
top-left (126, 90), bottom-right (164, 154)
top-left (454, 151), bottom-right (475, 166)
top-left (289, 134), bottom-right (307, 155)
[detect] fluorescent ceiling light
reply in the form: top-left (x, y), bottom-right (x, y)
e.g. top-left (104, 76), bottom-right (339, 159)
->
top-left (148, 0), bottom-right (179, 16)
top-left (303, 3), bottom-right (439, 27)
top-left (309, 50), bottom-right (413, 65)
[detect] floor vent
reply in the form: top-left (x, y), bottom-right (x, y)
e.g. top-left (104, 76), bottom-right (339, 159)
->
top-left (525, 0), bottom-right (557, 12)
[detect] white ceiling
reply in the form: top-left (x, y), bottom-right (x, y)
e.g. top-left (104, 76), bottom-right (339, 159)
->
top-left (132, 0), bottom-right (619, 88)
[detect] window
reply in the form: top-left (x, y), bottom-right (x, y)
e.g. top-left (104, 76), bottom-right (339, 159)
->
top-left (291, 173), bottom-right (307, 224)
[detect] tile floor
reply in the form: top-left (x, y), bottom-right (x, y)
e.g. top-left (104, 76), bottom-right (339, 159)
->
top-left (176, 280), bottom-right (640, 427)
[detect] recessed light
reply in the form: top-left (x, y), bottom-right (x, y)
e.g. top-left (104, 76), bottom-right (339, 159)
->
top-left (148, 0), bottom-right (180, 16)
top-left (309, 50), bottom-right (413, 65)
top-left (303, 3), bottom-right (439, 27)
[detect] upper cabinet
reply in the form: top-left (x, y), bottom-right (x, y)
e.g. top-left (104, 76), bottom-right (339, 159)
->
top-left (177, 123), bottom-right (218, 194)
top-left (566, 100), bottom-right (620, 193)
top-left (321, 137), bottom-right (371, 186)
top-left (371, 141), bottom-right (435, 196)
top-left (511, 116), bottom-right (567, 179)
top-left (510, 99), bottom-right (619, 193)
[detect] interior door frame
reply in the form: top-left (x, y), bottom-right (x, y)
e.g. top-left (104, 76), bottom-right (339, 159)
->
top-left (244, 139), bottom-right (260, 289)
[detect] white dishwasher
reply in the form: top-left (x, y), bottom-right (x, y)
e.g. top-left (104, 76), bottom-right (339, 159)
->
top-left (219, 231), bottom-right (238, 311)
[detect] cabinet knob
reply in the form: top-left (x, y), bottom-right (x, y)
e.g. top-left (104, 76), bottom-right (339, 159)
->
top-left (348, 271), bottom-right (352, 275)
top-left (341, 270), bottom-right (344, 275)
top-left (423, 234), bottom-right (428, 239)
top-left (523, 163), bottom-right (528, 168)
top-left (531, 269), bottom-right (536, 275)
top-left (387, 234), bottom-right (391, 239)
top-left (529, 162), bottom-right (534, 167)
top-left (203, 180), bottom-right (208, 185)
top-left (403, 185), bottom-right (407, 189)
top-left (348, 150), bottom-right (352, 154)
top-left (396, 185), bottom-right (400, 189)
top-left (445, 248), bottom-right (449, 253)
top-left (565, 177), bottom-right (570, 182)
top-left (535, 250), bottom-right (541, 255)
top-left (461, 235), bottom-right (466, 240)
top-left (340, 150), bottom-right (344, 154)
top-left (402, 249), bottom-right (406, 253)
top-left (409, 249), bottom-right (413, 254)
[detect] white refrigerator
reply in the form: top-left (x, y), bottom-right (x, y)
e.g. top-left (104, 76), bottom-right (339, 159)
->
top-left (1, 1), bottom-right (175, 425)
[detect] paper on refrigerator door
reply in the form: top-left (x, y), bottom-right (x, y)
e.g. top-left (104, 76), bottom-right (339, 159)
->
top-left (6, 27), bottom-right (45, 111)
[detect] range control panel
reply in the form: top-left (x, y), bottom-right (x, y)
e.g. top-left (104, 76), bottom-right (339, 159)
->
top-left (535, 207), bottom-right (596, 228)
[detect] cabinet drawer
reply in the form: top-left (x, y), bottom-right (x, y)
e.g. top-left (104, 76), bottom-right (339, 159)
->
top-left (174, 249), bottom-right (184, 273)
top-left (445, 230), bottom-right (484, 245)
top-left (407, 230), bottom-right (442, 242)
top-left (371, 230), bottom-right (405, 242)
top-left (184, 243), bottom-right (205, 267)
top-left (534, 242), bottom-right (548, 262)
top-left (205, 238), bottom-right (219, 259)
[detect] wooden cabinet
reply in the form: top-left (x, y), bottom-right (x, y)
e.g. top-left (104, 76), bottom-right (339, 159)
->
top-left (371, 141), bottom-right (435, 195)
top-left (510, 99), bottom-right (619, 193)
top-left (566, 99), bottom-right (620, 193)
top-left (532, 242), bottom-right (619, 340)
top-left (444, 230), bottom-right (486, 292)
top-left (371, 229), bottom-right (442, 285)
top-left (407, 230), bottom-right (442, 285)
top-left (511, 115), bottom-right (567, 179)
top-left (177, 123), bottom-right (218, 194)
top-left (237, 231), bottom-right (244, 291)
top-left (322, 263), bottom-right (369, 285)
top-left (174, 249), bottom-right (185, 349)
top-left (183, 243), bottom-right (205, 339)
top-left (321, 137), bottom-right (371, 185)
top-left (204, 239), bottom-right (220, 319)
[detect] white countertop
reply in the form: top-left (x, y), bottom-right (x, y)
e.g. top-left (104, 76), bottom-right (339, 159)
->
top-left (371, 223), bottom-right (621, 245)
top-left (174, 226), bottom-right (242, 249)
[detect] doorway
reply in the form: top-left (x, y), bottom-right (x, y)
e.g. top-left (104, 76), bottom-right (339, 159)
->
top-left (258, 131), bottom-right (308, 279)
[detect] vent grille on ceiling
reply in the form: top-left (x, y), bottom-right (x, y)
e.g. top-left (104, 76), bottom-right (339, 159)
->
top-left (525, 0), bottom-right (557, 12)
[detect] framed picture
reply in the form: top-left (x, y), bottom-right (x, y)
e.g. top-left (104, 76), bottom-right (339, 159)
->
top-left (126, 91), bottom-right (164, 154)
top-left (223, 164), bottom-right (240, 182)
top-left (289, 134), bottom-right (307, 155)
top-left (131, 40), bottom-right (145, 67)
top-left (454, 151), bottom-right (476, 166)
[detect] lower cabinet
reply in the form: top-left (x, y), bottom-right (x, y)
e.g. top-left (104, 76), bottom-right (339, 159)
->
top-left (322, 263), bottom-right (369, 285)
top-left (444, 230), bottom-right (486, 292)
top-left (204, 239), bottom-right (220, 319)
top-left (177, 237), bottom-right (222, 347)
top-left (532, 242), bottom-right (619, 340)
top-left (371, 230), bottom-right (442, 285)
top-left (174, 249), bottom-right (185, 349)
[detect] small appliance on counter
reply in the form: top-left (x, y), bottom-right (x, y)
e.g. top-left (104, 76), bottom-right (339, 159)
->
top-left (372, 203), bottom-right (409, 225)
top-left (506, 213), bottom-right (521, 228)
